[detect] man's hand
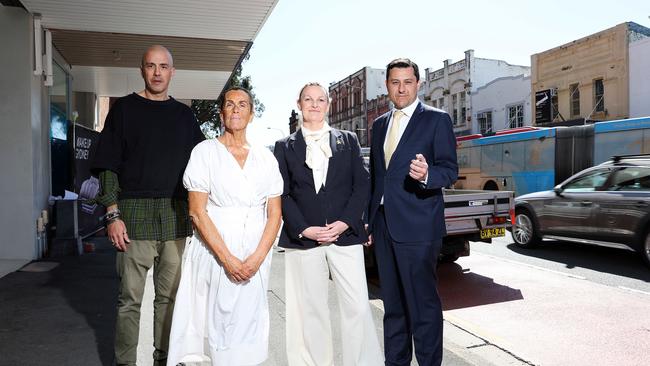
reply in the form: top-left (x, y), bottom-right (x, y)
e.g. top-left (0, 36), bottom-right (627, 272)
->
top-left (409, 153), bottom-right (428, 182)
top-left (107, 219), bottom-right (130, 252)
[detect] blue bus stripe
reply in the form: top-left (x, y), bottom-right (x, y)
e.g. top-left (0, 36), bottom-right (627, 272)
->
top-left (470, 129), bottom-right (556, 146)
top-left (512, 171), bottom-right (555, 195)
top-left (594, 116), bottom-right (650, 133)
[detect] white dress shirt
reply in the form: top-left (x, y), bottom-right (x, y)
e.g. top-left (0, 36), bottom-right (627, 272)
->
top-left (381, 99), bottom-right (421, 204)
top-left (383, 98), bottom-right (420, 153)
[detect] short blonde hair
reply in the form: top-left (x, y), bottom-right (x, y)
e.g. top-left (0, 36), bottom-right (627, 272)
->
top-left (298, 82), bottom-right (330, 101)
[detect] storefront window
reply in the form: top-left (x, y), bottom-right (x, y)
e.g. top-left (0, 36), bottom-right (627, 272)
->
top-left (50, 62), bottom-right (70, 140)
top-left (50, 62), bottom-right (71, 196)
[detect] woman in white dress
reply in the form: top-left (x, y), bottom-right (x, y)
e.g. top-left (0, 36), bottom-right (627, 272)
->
top-left (167, 87), bottom-right (283, 366)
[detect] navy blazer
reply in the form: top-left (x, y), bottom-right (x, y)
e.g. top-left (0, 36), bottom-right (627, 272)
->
top-left (368, 101), bottom-right (458, 243)
top-left (274, 128), bottom-right (369, 249)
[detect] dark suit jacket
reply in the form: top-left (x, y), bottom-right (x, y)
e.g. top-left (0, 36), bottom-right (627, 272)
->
top-left (368, 101), bottom-right (458, 243)
top-left (274, 128), bottom-right (369, 249)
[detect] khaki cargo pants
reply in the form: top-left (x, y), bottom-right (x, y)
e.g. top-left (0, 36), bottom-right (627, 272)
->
top-left (114, 238), bottom-right (186, 366)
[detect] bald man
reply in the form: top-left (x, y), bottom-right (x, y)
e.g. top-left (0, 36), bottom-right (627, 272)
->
top-left (91, 45), bottom-right (205, 366)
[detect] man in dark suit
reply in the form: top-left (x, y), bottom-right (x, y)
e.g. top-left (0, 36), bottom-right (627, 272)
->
top-left (368, 58), bottom-right (458, 366)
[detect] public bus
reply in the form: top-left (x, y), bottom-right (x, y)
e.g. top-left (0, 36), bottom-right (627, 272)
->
top-left (454, 116), bottom-right (650, 197)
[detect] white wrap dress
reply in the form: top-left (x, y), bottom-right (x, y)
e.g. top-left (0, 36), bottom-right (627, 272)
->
top-left (167, 139), bottom-right (283, 366)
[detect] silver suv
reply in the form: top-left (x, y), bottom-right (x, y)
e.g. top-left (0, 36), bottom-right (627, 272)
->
top-left (512, 154), bottom-right (650, 267)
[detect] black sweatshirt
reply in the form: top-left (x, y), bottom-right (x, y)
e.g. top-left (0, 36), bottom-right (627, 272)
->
top-left (91, 93), bottom-right (205, 199)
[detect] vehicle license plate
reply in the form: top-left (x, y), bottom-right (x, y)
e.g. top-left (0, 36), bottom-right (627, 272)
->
top-left (480, 227), bottom-right (505, 239)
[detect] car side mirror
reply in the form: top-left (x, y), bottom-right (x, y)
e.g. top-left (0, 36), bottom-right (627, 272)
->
top-left (553, 185), bottom-right (563, 196)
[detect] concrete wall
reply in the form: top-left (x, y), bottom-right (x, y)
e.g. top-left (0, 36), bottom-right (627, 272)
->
top-left (629, 37), bottom-right (650, 118)
top-left (531, 23), bottom-right (630, 124)
top-left (0, 7), bottom-right (49, 259)
top-left (471, 75), bottom-right (532, 134)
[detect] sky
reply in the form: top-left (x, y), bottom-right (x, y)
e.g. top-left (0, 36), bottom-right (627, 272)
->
top-left (242, 0), bottom-right (650, 146)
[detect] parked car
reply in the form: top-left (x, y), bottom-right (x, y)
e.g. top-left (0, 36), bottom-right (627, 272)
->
top-left (512, 154), bottom-right (650, 267)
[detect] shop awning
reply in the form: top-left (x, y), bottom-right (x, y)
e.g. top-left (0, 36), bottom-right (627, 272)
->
top-left (14, 0), bottom-right (278, 99)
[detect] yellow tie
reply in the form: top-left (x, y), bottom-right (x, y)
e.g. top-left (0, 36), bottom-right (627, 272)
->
top-left (384, 110), bottom-right (404, 166)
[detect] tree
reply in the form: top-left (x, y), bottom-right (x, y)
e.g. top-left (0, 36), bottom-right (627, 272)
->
top-left (191, 54), bottom-right (265, 138)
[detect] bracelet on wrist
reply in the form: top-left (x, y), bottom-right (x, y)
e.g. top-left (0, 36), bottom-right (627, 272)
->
top-left (102, 209), bottom-right (121, 224)
top-left (106, 217), bottom-right (122, 225)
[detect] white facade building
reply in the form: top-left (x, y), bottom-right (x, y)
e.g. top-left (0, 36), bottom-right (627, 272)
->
top-left (629, 36), bottom-right (650, 118)
top-left (471, 75), bottom-right (532, 134)
top-left (421, 50), bottom-right (530, 135)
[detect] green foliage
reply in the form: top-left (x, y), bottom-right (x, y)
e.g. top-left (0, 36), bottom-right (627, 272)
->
top-left (191, 54), bottom-right (265, 138)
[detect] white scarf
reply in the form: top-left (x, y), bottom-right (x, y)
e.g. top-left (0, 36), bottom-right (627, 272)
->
top-left (301, 122), bottom-right (332, 193)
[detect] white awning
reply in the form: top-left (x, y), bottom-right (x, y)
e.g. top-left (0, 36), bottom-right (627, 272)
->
top-left (19, 0), bottom-right (278, 99)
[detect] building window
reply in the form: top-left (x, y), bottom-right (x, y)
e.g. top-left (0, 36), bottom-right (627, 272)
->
top-left (460, 91), bottom-right (466, 124)
top-left (478, 111), bottom-right (492, 134)
top-left (570, 83), bottom-right (580, 117)
top-left (593, 78), bottom-right (604, 112)
top-left (438, 97), bottom-right (445, 111)
top-left (431, 100), bottom-right (437, 108)
top-left (569, 84), bottom-right (580, 118)
top-left (507, 104), bottom-right (524, 128)
top-left (354, 90), bottom-right (361, 110)
top-left (348, 92), bottom-right (352, 112)
top-left (452, 94), bottom-right (458, 126)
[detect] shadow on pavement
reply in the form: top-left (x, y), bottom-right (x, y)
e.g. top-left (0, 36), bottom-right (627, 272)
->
top-left (0, 236), bottom-right (118, 366)
top-left (437, 262), bottom-right (524, 311)
top-left (365, 260), bottom-right (524, 311)
top-left (505, 241), bottom-right (650, 282)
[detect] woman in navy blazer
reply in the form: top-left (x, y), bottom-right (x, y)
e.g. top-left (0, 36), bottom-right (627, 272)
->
top-left (273, 83), bottom-right (382, 366)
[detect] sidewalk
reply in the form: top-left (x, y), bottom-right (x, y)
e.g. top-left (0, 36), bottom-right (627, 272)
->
top-left (0, 237), bottom-right (524, 366)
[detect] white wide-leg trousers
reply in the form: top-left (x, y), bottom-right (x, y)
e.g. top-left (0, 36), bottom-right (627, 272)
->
top-left (284, 244), bottom-right (383, 366)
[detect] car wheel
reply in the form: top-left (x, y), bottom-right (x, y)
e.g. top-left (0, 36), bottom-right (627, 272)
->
top-left (513, 209), bottom-right (540, 248)
top-left (642, 230), bottom-right (650, 268)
